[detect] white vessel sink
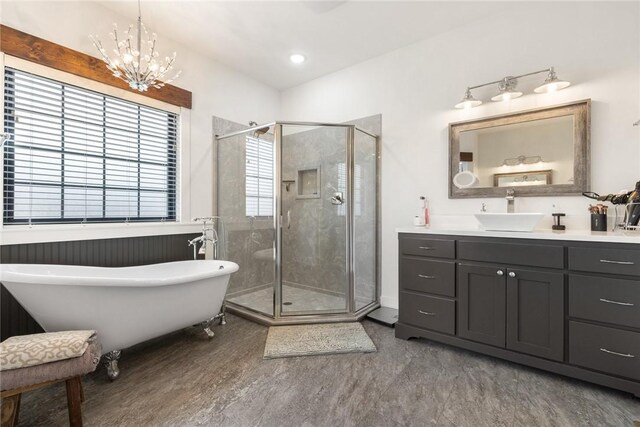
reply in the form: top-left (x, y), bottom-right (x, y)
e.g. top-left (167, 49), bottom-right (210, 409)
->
top-left (474, 213), bottom-right (545, 232)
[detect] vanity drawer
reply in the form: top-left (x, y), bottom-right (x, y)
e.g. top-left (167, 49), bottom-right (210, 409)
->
top-left (569, 275), bottom-right (640, 328)
top-left (400, 237), bottom-right (455, 259)
top-left (458, 240), bottom-right (564, 269)
top-left (569, 321), bottom-right (640, 381)
top-left (568, 246), bottom-right (640, 276)
top-left (400, 258), bottom-right (455, 297)
top-left (399, 291), bottom-right (455, 335)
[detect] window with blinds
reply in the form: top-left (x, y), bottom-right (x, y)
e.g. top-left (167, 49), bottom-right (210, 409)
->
top-left (2, 68), bottom-right (178, 224)
top-left (245, 135), bottom-right (273, 217)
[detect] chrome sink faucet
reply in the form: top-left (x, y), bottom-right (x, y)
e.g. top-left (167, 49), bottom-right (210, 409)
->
top-left (506, 189), bottom-right (515, 213)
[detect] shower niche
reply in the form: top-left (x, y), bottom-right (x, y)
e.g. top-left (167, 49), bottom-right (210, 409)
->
top-left (297, 167), bottom-right (320, 199)
top-left (215, 120), bottom-right (380, 325)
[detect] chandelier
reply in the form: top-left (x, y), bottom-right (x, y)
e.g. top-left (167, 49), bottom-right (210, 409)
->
top-left (90, 0), bottom-right (181, 92)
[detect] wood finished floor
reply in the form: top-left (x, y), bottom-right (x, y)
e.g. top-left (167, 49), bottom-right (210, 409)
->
top-left (17, 314), bottom-right (640, 426)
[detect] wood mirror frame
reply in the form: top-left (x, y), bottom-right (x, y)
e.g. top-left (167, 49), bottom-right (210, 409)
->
top-left (449, 99), bottom-right (590, 199)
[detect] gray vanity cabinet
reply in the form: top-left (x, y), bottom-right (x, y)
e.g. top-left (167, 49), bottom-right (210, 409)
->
top-left (457, 264), bottom-right (564, 361)
top-left (397, 233), bottom-right (640, 397)
top-left (457, 263), bottom-right (506, 347)
top-left (505, 268), bottom-right (564, 361)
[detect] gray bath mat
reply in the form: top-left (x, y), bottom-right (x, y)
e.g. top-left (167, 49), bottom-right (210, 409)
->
top-left (263, 322), bottom-right (377, 359)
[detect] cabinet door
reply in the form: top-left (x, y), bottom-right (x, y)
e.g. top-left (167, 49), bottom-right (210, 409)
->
top-left (457, 263), bottom-right (506, 347)
top-left (506, 268), bottom-right (564, 361)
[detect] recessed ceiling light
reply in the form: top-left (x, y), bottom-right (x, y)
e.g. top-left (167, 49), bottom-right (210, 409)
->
top-left (289, 54), bottom-right (306, 64)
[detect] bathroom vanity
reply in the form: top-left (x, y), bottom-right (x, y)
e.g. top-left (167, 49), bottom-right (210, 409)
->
top-left (396, 228), bottom-right (640, 397)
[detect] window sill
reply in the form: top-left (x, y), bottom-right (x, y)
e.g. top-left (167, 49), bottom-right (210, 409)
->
top-left (0, 222), bottom-right (202, 245)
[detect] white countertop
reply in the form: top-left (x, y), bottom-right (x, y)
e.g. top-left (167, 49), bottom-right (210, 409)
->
top-left (396, 227), bottom-right (640, 244)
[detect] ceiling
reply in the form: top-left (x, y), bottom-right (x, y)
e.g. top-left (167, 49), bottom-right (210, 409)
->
top-left (99, 1), bottom-right (520, 90)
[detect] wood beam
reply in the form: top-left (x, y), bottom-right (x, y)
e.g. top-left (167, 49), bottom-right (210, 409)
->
top-left (0, 25), bottom-right (192, 109)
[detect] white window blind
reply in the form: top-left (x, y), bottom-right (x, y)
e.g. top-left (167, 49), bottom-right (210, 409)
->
top-left (245, 135), bottom-right (273, 217)
top-left (2, 68), bottom-right (178, 224)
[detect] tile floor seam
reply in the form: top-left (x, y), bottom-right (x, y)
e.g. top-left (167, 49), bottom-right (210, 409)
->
top-left (509, 369), bottom-right (521, 426)
top-left (432, 371), bottom-right (461, 426)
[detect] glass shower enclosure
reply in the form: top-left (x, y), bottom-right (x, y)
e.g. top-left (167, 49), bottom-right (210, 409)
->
top-left (215, 122), bottom-right (379, 324)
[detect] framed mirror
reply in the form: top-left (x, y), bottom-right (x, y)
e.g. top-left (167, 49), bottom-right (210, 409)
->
top-left (449, 99), bottom-right (590, 198)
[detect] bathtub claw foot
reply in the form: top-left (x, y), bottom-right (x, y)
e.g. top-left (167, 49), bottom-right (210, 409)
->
top-left (203, 326), bottom-right (215, 339)
top-left (103, 350), bottom-right (121, 381)
top-left (219, 304), bottom-right (227, 326)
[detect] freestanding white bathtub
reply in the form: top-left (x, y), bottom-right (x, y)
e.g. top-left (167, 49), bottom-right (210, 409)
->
top-left (0, 260), bottom-right (239, 379)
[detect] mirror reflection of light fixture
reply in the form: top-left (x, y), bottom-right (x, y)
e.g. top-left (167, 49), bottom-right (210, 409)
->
top-left (455, 66), bottom-right (571, 109)
top-left (454, 88), bottom-right (483, 109)
top-left (502, 154), bottom-right (544, 167)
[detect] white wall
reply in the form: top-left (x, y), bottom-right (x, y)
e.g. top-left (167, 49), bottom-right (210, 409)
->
top-left (280, 2), bottom-right (640, 308)
top-left (0, 0), bottom-right (280, 244)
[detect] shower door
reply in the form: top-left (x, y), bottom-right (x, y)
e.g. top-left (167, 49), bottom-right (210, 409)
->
top-left (278, 124), bottom-right (351, 316)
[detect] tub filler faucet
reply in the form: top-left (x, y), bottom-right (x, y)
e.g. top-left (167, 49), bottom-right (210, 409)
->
top-left (189, 217), bottom-right (221, 260)
top-left (189, 216), bottom-right (227, 334)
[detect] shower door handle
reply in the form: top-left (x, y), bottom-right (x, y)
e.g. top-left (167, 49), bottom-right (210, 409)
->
top-left (286, 210), bottom-right (291, 229)
top-left (331, 192), bottom-right (344, 205)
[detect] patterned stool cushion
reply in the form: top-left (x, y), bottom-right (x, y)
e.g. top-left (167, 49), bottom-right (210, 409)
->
top-left (1, 340), bottom-right (101, 391)
top-left (0, 330), bottom-right (97, 371)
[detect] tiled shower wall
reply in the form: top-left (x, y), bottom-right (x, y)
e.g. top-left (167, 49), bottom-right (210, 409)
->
top-left (0, 233), bottom-right (199, 340)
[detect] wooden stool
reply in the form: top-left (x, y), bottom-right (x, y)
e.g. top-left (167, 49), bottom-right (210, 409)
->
top-left (0, 334), bottom-right (100, 427)
top-left (1, 376), bottom-right (84, 427)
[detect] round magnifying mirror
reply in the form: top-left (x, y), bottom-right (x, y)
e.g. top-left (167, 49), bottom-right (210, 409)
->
top-left (453, 171), bottom-right (479, 189)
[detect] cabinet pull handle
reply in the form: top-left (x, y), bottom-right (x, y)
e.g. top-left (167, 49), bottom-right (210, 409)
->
top-left (599, 259), bottom-right (635, 265)
top-left (418, 246), bottom-right (434, 250)
top-left (599, 298), bottom-right (635, 307)
top-left (418, 274), bottom-right (435, 279)
top-left (418, 310), bottom-right (436, 316)
top-left (496, 270), bottom-right (504, 276)
top-left (599, 348), bottom-right (635, 358)
top-left (508, 272), bottom-right (516, 278)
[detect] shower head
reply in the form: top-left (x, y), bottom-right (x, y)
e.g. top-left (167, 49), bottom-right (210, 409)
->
top-left (248, 121), bottom-right (269, 138)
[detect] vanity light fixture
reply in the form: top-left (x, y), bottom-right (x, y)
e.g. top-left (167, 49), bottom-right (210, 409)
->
top-left (454, 89), bottom-right (483, 109)
top-left (490, 77), bottom-right (523, 102)
top-left (534, 68), bottom-right (571, 93)
top-left (454, 66), bottom-right (571, 109)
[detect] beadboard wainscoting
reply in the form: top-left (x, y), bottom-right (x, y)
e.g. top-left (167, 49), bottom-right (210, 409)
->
top-left (0, 233), bottom-right (200, 340)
